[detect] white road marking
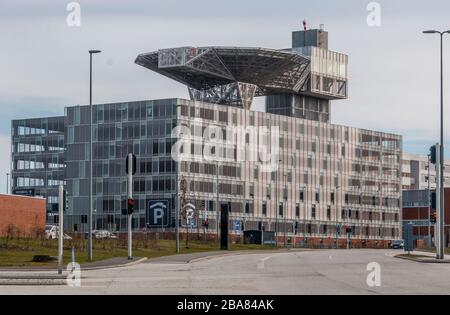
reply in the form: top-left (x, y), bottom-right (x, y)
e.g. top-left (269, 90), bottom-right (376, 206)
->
top-left (257, 255), bottom-right (274, 270)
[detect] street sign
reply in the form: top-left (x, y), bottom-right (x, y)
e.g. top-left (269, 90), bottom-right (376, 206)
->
top-left (125, 154), bottom-right (136, 175)
top-left (404, 222), bottom-right (415, 253)
top-left (146, 200), bottom-right (169, 227)
top-left (233, 220), bottom-right (242, 232)
top-left (13, 188), bottom-right (35, 197)
top-left (182, 202), bottom-right (195, 227)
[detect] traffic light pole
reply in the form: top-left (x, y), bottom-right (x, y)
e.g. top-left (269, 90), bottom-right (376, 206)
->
top-left (127, 153), bottom-right (133, 260)
top-left (58, 184), bottom-right (64, 275)
top-left (435, 145), bottom-right (445, 259)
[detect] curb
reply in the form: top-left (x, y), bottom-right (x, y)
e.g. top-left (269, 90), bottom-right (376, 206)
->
top-left (0, 279), bottom-right (67, 286)
top-left (0, 257), bottom-right (148, 273)
top-left (82, 257), bottom-right (148, 271)
top-left (395, 255), bottom-right (450, 264)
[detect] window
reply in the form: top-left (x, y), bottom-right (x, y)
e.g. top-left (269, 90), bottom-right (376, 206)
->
top-left (327, 206), bottom-right (331, 220)
top-left (311, 205), bottom-right (316, 219)
top-left (245, 202), bottom-right (250, 214)
top-left (315, 192), bottom-right (320, 203)
top-left (295, 204), bottom-right (300, 217)
top-left (262, 202), bottom-right (267, 216)
top-left (331, 192), bottom-right (335, 204)
top-left (300, 190), bottom-right (304, 202)
top-left (278, 203), bottom-right (284, 216)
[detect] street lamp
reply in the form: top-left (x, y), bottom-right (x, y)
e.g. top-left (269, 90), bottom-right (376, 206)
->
top-left (423, 30), bottom-right (450, 259)
top-left (6, 173), bottom-right (10, 194)
top-left (88, 49), bottom-right (101, 262)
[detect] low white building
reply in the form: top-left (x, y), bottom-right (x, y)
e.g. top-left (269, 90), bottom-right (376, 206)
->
top-left (402, 153), bottom-right (450, 190)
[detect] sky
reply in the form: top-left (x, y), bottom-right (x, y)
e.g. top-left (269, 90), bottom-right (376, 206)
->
top-left (1, 0), bottom-right (450, 192)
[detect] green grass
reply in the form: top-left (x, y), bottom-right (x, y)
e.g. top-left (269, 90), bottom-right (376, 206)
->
top-left (0, 236), bottom-right (276, 267)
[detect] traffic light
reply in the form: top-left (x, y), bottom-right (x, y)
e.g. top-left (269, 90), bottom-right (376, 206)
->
top-left (346, 227), bottom-right (353, 234)
top-left (63, 190), bottom-right (69, 212)
top-left (430, 145), bottom-right (437, 164)
top-left (431, 191), bottom-right (437, 210)
top-left (127, 198), bottom-right (134, 215)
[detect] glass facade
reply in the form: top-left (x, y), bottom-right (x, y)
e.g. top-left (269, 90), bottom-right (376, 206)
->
top-left (177, 99), bottom-right (402, 240)
top-left (11, 98), bottom-right (402, 241)
top-left (293, 46), bottom-right (348, 99)
top-left (64, 99), bottom-right (178, 232)
top-left (11, 117), bottom-right (66, 222)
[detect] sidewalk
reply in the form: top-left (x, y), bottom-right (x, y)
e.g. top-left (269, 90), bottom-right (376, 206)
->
top-left (0, 257), bottom-right (147, 273)
top-left (396, 250), bottom-right (450, 263)
top-left (412, 250), bottom-right (450, 259)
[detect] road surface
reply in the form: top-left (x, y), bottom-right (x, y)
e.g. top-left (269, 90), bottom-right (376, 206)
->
top-left (1, 249), bottom-right (450, 294)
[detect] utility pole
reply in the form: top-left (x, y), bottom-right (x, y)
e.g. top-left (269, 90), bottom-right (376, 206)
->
top-left (88, 49), bottom-right (101, 262)
top-left (275, 166), bottom-right (278, 247)
top-left (6, 173), bottom-right (9, 194)
top-left (58, 184), bottom-right (64, 275)
top-left (435, 145), bottom-right (444, 259)
top-left (283, 173), bottom-right (288, 248)
top-left (423, 30), bottom-right (450, 259)
top-left (428, 154), bottom-right (432, 248)
top-left (127, 153), bottom-right (134, 260)
top-left (216, 161), bottom-right (220, 241)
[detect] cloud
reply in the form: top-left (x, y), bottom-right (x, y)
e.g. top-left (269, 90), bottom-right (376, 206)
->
top-left (2, 0), bottom-right (450, 178)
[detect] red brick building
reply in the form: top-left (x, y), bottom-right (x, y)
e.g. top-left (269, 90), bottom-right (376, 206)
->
top-left (0, 194), bottom-right (46, 237)
top-left (402, 189), bottom-right (450, 247)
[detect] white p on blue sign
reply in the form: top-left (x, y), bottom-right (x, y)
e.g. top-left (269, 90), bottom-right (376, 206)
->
top-left (147, 200), bottom-right (169, 227)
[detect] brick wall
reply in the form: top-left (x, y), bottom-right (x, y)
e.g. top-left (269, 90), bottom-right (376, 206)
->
top-left (0, 194), bottom-right (46, 237)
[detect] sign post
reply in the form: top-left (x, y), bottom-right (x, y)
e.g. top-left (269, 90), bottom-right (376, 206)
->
top-left (404, 222), bottom-right (415, 254)
top-left (185, 204), bottom-right (195, 249)
top-left (126, 153), bottom-right (136, 260)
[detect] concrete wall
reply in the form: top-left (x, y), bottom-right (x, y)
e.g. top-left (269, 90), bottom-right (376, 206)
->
top-left (0, 194), bottom-right (46, 237)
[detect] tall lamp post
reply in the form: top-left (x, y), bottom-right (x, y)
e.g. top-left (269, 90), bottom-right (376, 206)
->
top-left (423, 30), bottom-right (449, 259)
top-left (6, 173), bottom-right (10, 194)
top-left (88, 50), bottom-right (101, 262)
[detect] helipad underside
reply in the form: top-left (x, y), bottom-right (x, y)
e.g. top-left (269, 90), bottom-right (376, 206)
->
top-left (135, 46), bottom-right (311, 109)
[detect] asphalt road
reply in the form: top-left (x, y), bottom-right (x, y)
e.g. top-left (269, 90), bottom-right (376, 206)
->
top-left (1, 249), bottom-right (450, 295)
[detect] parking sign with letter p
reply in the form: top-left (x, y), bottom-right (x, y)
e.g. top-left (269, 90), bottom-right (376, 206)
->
top-left (146, 200), bottom-right (169, 227)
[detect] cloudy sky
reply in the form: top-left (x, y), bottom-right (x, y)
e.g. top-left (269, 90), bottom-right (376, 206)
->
top-left (1, 0), bottom-right (450, 192)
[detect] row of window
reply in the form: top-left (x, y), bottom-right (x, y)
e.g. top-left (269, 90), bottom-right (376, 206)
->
top-left (16, 177), bottom-right (65, 187)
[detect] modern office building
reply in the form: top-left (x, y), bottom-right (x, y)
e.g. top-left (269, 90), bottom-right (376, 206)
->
top-left (11, 28), bottom-right (402, 246)
top-left (11, 116), bottom-right (66, 222)
top-left (402, 153), bottom-right (450, 190)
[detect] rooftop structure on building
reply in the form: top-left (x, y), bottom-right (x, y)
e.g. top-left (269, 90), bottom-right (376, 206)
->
top-left (135, 28), bottom-right (348, 122)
